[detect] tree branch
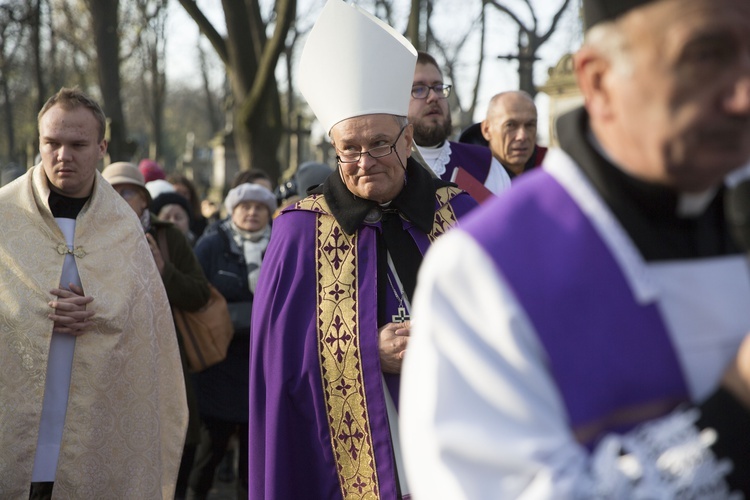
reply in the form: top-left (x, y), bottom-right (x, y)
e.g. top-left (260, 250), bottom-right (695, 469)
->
top-left (177, 0), bottom-right (228, 64)
top-left (521, 0), bottom-right (538, 31)
top-left (237, 0), bottom-right (296, 127)
top-left (485, 0), bottom-right (527, 30)
top-left (469, 5), bottom-right (487, 121)
top-left (537, 0), bottom-right (573, 45)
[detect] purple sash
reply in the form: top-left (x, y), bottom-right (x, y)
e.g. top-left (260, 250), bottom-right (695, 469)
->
top-left (462, 169), bottom-right (689, 446)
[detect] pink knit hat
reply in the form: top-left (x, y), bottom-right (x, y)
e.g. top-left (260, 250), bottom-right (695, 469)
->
top-left (138, 159), bottom-right (166, 183)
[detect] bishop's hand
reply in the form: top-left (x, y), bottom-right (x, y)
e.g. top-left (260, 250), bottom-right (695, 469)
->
top-left (379, 321), bottom-right (410, 374)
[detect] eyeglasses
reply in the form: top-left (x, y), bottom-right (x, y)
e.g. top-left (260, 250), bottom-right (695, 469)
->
top-left (118, 188), bottom-right (141, 201)
top-left (411, 84), bottom-right (452, 99)
top-left (336, 125), bottom-right (407, 164)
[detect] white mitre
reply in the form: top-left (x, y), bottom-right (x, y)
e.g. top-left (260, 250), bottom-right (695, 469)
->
top-left (298, 0), bottom-right (418, 134)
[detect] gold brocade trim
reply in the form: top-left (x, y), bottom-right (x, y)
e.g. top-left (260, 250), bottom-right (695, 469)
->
top-left (311, 186), bottom-right (462, 498)
top-left (316, 212), bottom-right (380, 499)
top-left (294, 194), bottom-right (328, 213)
top-left (428, 186), bottom-right (461, 242)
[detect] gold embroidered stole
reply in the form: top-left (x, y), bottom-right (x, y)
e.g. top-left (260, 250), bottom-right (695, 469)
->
top-left (296, 186), bottom-right (461, 498)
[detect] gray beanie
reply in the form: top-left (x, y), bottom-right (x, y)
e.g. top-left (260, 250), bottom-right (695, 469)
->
top-left (224, 183), bottom-right (278, 215)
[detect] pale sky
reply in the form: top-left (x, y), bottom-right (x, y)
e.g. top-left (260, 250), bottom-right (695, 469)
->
top-left (165, 0), bottom-right (582, 145)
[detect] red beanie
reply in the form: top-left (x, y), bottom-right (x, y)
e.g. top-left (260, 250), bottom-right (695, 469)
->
top-left (138, 159), bottom-right (166, 183)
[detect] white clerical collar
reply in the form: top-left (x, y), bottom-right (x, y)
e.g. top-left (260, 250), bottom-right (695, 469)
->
top-left (415, 142), bottom-right (451, 177)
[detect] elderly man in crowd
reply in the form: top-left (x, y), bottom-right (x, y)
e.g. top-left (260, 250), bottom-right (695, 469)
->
top-left (402, 0), bottom-right (750, 497)
top-left (408, 51), bottom-right (510, 202)
top-left (248, 1), bottom-right (476, 499)
top-left (0, 87), bottom-right (187, 498)
top-left (480, 90), bottom-right (545, 178)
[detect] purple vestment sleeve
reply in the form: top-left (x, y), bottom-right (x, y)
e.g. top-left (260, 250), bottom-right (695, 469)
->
top-left (461, 170), bottom-right (689, 446)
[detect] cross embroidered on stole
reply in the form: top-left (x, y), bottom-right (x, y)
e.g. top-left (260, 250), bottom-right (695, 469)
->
top-left (303, 186), bottom-right (461, 499)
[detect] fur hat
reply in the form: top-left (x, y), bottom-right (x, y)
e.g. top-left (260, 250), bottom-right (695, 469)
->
top-left (224, 183), bottom-right (278, 215)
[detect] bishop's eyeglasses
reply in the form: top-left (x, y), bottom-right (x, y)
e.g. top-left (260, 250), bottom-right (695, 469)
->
top-left (336, 125), bottom-right (407, 164)
top-left (411, 84), bottom-right (452, 99)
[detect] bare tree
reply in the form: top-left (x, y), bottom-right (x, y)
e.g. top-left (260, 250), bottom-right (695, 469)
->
top-left (198, 42), bottom-right (221, 135)
top-left (178, 0), bottom-right (296, 179)
top-left (29, 0), bottom-right (46, 112)
top-left (48, 1), bottom-right (97, 89)
top-left (0, 3), bottom-right (28, 163)
top-left (133, 0), bottom-right (169, 160)
top-left (485, 0), bottom-right (573, 97)
top-left (429, 9), bottom-right (485, 127)
top-left (86, 0), bottom-right (131, 161)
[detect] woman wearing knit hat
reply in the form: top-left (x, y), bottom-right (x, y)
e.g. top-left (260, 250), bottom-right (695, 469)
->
top-left (152, 191), bottom-right (195, 246)
top-left (101, 161), bottom-right (210, 498)
top-left (138, 158), bottom-right (166, 183)
top-left (188, 183), bottom-right (276, 498)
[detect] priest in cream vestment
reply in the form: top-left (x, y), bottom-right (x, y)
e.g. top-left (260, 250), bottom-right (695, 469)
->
top-left (0, 88), bottom-right (187, 499)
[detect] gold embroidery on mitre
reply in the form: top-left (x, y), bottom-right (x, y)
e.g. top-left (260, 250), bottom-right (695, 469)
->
top-left (428, 186), bottom-right (461, 242)
top-left (316, 214), bottom-right (380, 499)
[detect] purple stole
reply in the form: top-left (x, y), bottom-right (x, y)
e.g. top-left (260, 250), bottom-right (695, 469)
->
top-left (443, 141), bottom-right (492, 185)
top-left (462, 169), bottom-right (689, 446)
top-left (288, 186), bottom-right (464, 498)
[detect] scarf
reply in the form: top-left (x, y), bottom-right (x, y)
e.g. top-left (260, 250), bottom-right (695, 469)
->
top-left (230, 222), bottom-right (271, 293)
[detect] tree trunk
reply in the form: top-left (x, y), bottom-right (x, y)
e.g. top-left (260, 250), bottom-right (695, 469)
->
top-left (87, 0), bottom-right (129, 161)
top-left (406, 0), bottom-right (422, 50)
top-left (1, 72), bottom-right (16, 163)
top-left (180, 0), bottom-right (296, 181)
top-left (150, 50), bottom-right (165, 159)
top-left (222, 0), bottom-right (285, 179)
top-left (518, 31), bottom-right (539, 98)
top-left (31, 0), bottom-right (46, 111)
top-left (199, 44), bottom-right (220, 134)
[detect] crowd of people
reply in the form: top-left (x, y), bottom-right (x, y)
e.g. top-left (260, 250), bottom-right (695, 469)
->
top-left (1, 0), bottom-right (749, 498)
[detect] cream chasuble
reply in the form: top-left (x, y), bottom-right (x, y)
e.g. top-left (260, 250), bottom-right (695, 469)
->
top-left (0, 166), bottom-right (187, 498)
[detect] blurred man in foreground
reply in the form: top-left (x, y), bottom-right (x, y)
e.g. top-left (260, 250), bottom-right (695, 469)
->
top-left (402, 0), bottom-right (750, 497)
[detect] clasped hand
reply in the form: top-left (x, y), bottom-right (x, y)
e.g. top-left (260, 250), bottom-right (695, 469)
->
top-left (48, 283), bottom-right (95, 336)
top-left (379, 321), bottom-right (410, 374)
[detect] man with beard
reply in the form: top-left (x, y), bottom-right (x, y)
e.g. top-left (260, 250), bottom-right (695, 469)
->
top-left (408, 52), bottom-right (510, 203)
